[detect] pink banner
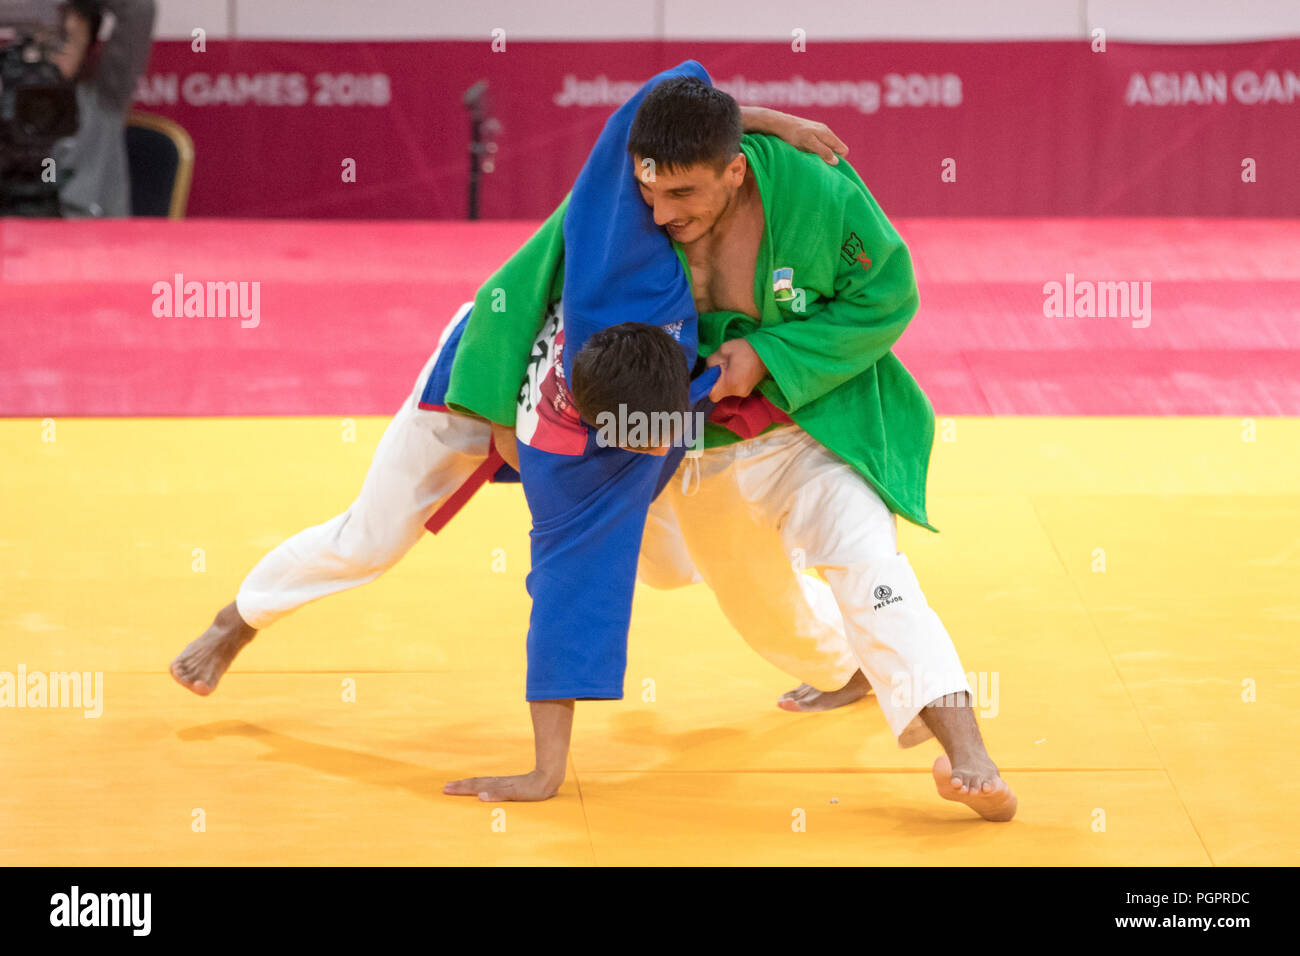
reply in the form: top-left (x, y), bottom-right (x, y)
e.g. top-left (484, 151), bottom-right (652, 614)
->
top-left (132, 39), bottom-right (1300, 219)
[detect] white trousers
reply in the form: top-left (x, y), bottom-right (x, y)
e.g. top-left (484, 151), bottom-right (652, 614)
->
top-left (642, 426), bottom-right (971, 747)
top-left (235, 309), bottom-right (969, 746)
top-left (235, 307), bottom-right (490, 630)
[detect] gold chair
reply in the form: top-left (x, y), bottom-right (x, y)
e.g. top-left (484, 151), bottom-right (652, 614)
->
top-left (125, 110), bottom-right (194, 218)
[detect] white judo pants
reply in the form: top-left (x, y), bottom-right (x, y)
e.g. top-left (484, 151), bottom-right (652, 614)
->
top-left (235, 307), bottom-right (969, 747)
top-left (641, 426), bottom-right (972, 747)
top-left (234, 306), bottom-right (488, 630)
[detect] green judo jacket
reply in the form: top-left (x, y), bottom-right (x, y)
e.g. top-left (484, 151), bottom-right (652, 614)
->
top-left (444, 133), bottom-right (937, 531)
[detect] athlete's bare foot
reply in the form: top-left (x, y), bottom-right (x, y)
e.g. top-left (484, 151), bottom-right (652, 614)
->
top-left (443, 769), bottom-right (562, 802)
top-left (170, 601), bottom-right (257, 696)
top-left (931, 753), bottom-right (1018, 822)
top-left (778, 670), bottom-right (871, 712)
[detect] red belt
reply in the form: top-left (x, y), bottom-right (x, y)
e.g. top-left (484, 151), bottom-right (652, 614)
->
top-left (424, 434), bottom-right (506, 535)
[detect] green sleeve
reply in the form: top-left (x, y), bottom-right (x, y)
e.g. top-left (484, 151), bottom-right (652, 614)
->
top-left (443, 194), bottom-right (570, 425)
top-left (745, 182), bottom-right (919, 415)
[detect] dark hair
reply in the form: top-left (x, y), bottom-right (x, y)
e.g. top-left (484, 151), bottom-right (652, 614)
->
top-left (627, 76), bottom-right (742, 174)
top-left (570, 323), bottom-right (691, 437)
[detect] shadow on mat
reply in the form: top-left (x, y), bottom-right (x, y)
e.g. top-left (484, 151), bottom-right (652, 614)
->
top-left (178, 720), bottom-right (460, 801)
top-left (603, 701), bottom-right (885, 771)
top-left (590, 707), bottom-right (1039, 829)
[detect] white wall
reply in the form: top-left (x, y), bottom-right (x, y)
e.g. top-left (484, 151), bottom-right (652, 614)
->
top-left (154, 0), bottom-right (230, 39)
top-left (150, 0), bottom-right (1300, 42)
top-left (1086, 0), bottom-right (1300, 42)
top-left (660, 0), bottom-right (1084, 40)
top-left (236, 0), bottom-right (659, 40)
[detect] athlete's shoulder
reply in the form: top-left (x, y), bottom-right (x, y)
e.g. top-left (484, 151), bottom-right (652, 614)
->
top-left (741, 133), bottom-right (868, 207)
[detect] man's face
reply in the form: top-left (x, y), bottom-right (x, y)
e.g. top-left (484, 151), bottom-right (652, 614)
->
top-left (632, 153), bottom-right (746, 244)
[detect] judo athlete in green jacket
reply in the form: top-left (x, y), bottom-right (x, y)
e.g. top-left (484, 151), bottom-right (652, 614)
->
top-left (618, 77), bottom-right (1017, 822)
top-left (167, 101), bottom-right (873, 803)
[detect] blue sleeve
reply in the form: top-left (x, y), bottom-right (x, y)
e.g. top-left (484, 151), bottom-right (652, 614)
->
top-left (519, 440), bottom-right (662, 700)
top-left (521, 56), bottom-right (719, 701)
top-left (518, 370), bottom-right (719, 701)
top-left (560, 60), bottom-right (711, 383)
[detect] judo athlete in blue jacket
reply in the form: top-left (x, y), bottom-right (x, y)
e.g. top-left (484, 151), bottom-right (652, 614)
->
top-left (169, 67), bottom-right (856, 802)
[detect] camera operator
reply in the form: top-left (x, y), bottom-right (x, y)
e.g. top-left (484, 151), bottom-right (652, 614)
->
top-left (52, 0), bottom-right (156, 217)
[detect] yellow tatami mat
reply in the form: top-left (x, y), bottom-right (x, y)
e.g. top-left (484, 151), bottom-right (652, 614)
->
top-left (1, 417), bottom-right (1295, 864)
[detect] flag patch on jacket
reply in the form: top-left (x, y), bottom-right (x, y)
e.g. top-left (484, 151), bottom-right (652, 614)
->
top-left (772, 267), bottom-right (795, 301)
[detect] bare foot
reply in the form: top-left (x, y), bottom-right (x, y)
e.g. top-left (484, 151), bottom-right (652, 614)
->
top-left (443, 769), bottom-right (563, 802)
top-left (932, 753), bottom-right (1018, 822)
top-left (170, 601), bottom-right (257, 696)
top-left (778, 670), bottom-right (871, 712)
